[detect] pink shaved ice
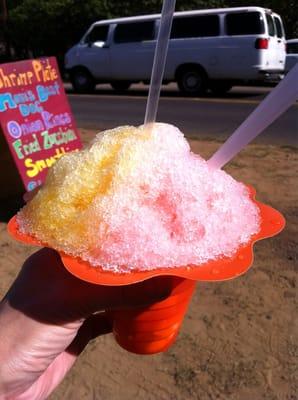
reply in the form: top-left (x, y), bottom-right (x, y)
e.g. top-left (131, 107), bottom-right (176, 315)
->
top-left (17, 123), bottom-right (260, 272)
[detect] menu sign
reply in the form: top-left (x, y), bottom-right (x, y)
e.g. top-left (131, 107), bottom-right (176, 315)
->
top-left (0, 57), bottom-right (82, 191)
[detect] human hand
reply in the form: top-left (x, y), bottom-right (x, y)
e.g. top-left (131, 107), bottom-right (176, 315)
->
top-left (0, 248), bottom-right (170, 400)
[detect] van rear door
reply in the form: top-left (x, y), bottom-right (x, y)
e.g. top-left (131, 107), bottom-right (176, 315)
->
top-left (264, 12), bottom-right (285, 72)
top-left (272, 13), bottom-right (286, 71)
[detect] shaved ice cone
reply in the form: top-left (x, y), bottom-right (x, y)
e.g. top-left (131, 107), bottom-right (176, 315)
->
top-left (15, 124), bottom-right (261, 273)
top-left (8, 123), bottom-right (285, 355)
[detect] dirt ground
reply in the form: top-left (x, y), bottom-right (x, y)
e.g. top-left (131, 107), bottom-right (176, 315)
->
top-left (0, 130), bottom-right (297, 400)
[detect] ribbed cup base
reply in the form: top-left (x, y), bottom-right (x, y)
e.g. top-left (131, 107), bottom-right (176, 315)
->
top-left (109, 277), bottom-right (196, 355)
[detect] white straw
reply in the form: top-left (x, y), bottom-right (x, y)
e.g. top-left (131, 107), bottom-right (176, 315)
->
top-left (144, 0), bottom-right (176, 125)
top-left (208, 62), bottom-right (298, 169)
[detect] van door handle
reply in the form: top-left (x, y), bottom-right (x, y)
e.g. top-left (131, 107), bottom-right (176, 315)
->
top-left (277, 39), bottom-right (282, 43)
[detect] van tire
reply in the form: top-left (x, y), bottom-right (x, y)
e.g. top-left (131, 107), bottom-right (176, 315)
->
top-left (209, 81), bottom-right (233, 95)
top-left (177, 66), bottom-right (207, 96)
top-left (70, 68), bottom-right (95, 93)
top-left (111, 81), bottom-right (131, 92)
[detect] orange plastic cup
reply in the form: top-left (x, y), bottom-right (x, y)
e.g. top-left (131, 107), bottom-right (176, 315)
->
top-left (108, 276), bottom-right (196, 354)
top-left (7, 185), bottom-right (285, 355)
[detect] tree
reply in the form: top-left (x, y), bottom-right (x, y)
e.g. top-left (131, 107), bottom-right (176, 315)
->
top-left (6, 0), bottom-right (298, 65)
top-left (7, 0), bottom-right (107, 61)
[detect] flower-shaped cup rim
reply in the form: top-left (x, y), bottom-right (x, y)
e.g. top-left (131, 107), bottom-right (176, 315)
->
top-left (7, 185), bottom-right (285, 286)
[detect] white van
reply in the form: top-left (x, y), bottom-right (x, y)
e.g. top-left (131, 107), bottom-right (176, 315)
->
top-left (65, 7), bottom-right (286, 95)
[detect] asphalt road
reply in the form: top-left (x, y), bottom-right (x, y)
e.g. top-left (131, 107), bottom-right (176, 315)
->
top-left (67, 84), bottom-right (298, 146)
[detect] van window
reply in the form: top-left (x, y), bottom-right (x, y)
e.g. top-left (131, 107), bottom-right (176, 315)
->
top-left (85, 25), bottom-right (109, 43)
top-left (171, 15), bottom-right (219, 38)
top-left (226, 12), bottom-right (265, 35)
top-left (114, 21), bottom-right (155, 43)
top-left (266, 14), bottom-right (275, 36)
top-left (273, 16), bottom-right (283, 38)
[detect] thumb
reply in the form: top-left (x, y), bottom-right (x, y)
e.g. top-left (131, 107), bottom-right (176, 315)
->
top-left (15, 313), bottom-right (113, 400)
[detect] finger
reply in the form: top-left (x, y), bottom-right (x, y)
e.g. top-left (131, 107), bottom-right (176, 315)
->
top-left (67, 312), bottom-right (113, 356)
top-left (7, 247), bottom-right (173, 324)
top-left (85, 275), bottom-right (174, 314)
top-left (119, 275), bottom-right (174, 309)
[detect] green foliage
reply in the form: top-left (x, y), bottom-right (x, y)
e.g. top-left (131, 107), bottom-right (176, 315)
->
top-left (8, 0), bottom-right (107, 57)
top-left (4, 0), bottom-right (298, 63)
